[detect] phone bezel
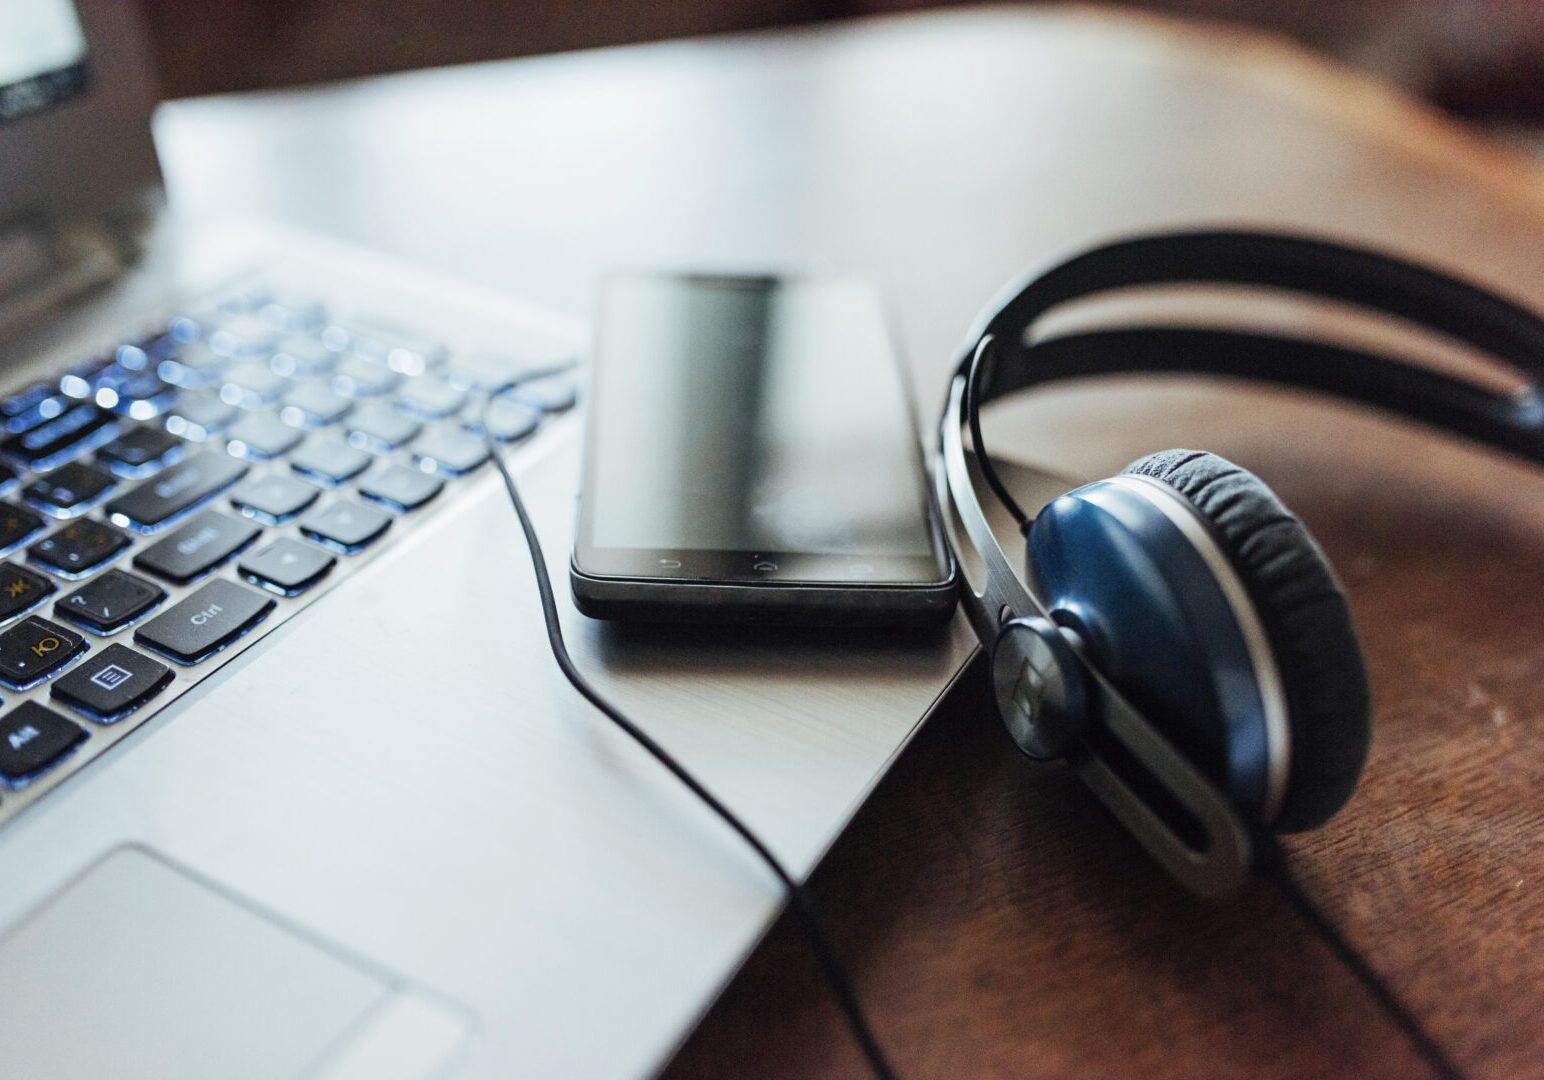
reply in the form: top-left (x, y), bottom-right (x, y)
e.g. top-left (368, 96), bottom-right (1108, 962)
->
top-left (571, 270), bottom-right (955, 600)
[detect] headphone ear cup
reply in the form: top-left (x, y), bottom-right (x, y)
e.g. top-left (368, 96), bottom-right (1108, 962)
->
top-left (1120, 450), bottom-right (1370, 831)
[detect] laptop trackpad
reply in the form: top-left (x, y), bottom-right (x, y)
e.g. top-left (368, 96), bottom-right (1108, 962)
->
top-left (0, 846), bottom-right (473, 1079)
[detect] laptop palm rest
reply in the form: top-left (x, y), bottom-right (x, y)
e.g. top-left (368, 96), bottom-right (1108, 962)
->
top-left (0, 845), bottom-right (473, 1079)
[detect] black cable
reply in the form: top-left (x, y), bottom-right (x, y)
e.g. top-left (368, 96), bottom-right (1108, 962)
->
top-left (1253, 836), bottom-right (1465, 1080)
top-left (480, 380), bottom-right (899, 1080)
top-left (965, 335), bottom-right (1030, 530)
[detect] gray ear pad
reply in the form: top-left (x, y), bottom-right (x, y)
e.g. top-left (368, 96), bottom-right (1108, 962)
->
top-left (1120, 449), bottom-right (1370, 831)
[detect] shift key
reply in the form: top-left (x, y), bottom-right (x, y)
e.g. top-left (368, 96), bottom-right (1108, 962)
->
top-left (105, 452), bottom-right (248, 532)
top-left (134, 579), bottom-right (275, 664)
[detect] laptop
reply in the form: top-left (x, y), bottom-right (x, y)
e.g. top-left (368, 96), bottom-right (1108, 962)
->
top-left (0, 3), bottom-right (975, 1076)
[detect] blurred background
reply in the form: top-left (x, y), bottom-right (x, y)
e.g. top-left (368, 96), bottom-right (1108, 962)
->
top-left (135, 0), bottom-right (1542, 140)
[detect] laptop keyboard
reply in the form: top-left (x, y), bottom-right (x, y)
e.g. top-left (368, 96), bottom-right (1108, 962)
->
top-left (0, 284), bottom-right (574, 817)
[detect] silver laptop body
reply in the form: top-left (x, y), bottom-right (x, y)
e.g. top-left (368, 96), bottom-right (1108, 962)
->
top-left (0, 4), bottom-right (973, 1076)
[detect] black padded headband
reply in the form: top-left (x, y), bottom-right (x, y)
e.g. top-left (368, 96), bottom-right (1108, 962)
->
top-left (952, 230), bottom-right (1544, 464)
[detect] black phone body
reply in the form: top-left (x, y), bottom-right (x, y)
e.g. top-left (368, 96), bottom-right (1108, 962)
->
top-left (571, 273), bottom-right (956, 626)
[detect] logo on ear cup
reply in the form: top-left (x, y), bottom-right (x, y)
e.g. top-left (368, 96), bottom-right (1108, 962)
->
top-left (1009, 656), bottom-right (1046, 728)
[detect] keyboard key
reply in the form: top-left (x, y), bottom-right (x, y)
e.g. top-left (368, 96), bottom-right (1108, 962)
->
top-left (92, 365), bottom-right (177, 419)
top-left (1, 384), bottom-right (67, 434)
top-left (105, 452), bottom-right (249, 532)
top-left (24, 462), bottom-right (115, 516)
top-left (239, 538), bottom-right (336, 596)
top-left (412, 426), bottom-right (490, 476)
top-left (359, 464), bottom-right (443, 512)
top-left (510, 372), bottom-right (578, 413)
top-left (478, 395), bottom-right (542, 443)
top-left (230, 473), bottom-right (319, 524)
top-left (279, 382), bottom-right (352, 428)
top-left (29, 518), bottom-right (132, 577)
top-left (225, 410), bottom-right (303, 460)
top-left (337, 320), bottom-right (444, 375)
top-left (0, 616), bottom-right (86, 688)
top-left (134, 511), bottom-right (261, 585)
top-left (0, 504), bottom-right (46, 551)
top-left (135, 578), bottom-right (275, 664)
top-left (97, 427), bottom-right (185, 477)
top-left (269, 335), bottom-right (338, 378)
top-left (51, 643), bottom-right (173, 722)
top-left (346, 402), bottom-right (421, 451)
top-left (446, 352), bottom-right (544, 392)
top-left (157, 340), bottom-right (230, 389)
top-left (333, 355), bottom-right (400, 398)
top-left (0, 404), bottom-right (117, 470)
top-left (221, 361), bottom-right (286, 408)
top-left (58, 357), bottom-right (113, 400)
top-left (259, 299), bottom-right (328, 335)
top-left (396, 377), bottom-right (465, 420)
top-left (0, 563), bottom-right (55, 621)
top-left (164, 391), bottom-right (238, 440)
top-left (290, 437), bottom-right (371, 485)
top-left (0, 702), bottom-right (86, 782)
top-left (299, 500), bottom-right (391, 553)
top-left (56, 569), bottom-right (166, 634)
top-left (207, 315), bottom-right (278, 358)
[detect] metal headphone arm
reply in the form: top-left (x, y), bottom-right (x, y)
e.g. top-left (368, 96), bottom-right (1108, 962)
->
top-left (938, 372), bottom-right (1252, 896)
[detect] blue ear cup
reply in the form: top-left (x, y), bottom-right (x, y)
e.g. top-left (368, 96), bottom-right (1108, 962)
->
top-left (1026, 450), bottom-right (1370, 831)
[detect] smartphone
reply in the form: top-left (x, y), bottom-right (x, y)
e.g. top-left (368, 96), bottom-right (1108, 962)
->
top-left (570, 272), bottom-right (956, 626)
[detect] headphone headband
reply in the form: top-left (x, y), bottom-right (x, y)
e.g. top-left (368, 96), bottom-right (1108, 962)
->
top-left (952, 230), bottom-right (1544, 463)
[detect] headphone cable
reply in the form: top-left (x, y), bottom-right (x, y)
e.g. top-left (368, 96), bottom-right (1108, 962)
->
top-left (1253, 836), bottom-right (1464, 1080)
top-left (481, 383), bottom-right (899, 1080)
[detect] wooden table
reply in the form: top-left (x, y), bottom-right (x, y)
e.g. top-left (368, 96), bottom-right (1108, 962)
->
top-left (157, 7), bottom-right (1544, 1076)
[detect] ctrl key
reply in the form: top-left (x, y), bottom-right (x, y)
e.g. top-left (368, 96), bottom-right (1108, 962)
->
top-left (135, 579), bottom-right (275, 664)
top-left (0, 702), bottom-right (86, 785)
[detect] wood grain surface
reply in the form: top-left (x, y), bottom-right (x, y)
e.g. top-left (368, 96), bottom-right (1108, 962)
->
top-left (153, 6), bottom-right (1544, 1076)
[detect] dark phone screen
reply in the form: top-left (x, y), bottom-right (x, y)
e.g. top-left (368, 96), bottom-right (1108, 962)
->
top-left (575, 275), bottom-right (949, 585)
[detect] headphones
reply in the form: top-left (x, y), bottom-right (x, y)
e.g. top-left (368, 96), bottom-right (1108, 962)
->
top-left (938, 230), bottom-right (1544, 895)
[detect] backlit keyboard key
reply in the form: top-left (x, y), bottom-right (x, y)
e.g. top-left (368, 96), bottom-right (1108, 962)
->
top-left (280, 382), bottom-right (352, 428)
top-left (221, 361), bottom-right (286, 408)
top-left (1, 384), bottom-right (66, 435)
top-left (358, 465), bottom-right (443, 512)
top-left (29, 518), bottom-right (132, 577)
top-left (239, 538), bottom-right (336, 595)
top-left (97, 427), bottom-right (185, 477)
top-left (0, 702), bottom-right (86, 783)
top-left (56, 569), bottom-right (166, 634)
top-left (299, 500), bottom-right (391, 553)
top-left (412, 426), bottom-right (489, 476)
top-left (0, 563), bottom-right (54, 621)
top-left (333, 355), bottom-right (400, 398)
top-left (346, 402), bottom-right (421, 451)
top-left (0, 504), bottom-right (46, 551)
top-left (510, 372), bottom-right (577, 413)
top-left (24, 462), bottom-right (115, 516)
top-left (135, 578), bottom-right (275, 664)
top-left (289, 437), bottom-right (371, 485)
top-left (229, 473), bottom-right (319, 524)
top-left (134, 511), bottom-right (261, 584)
top-left (396, 377), bottom-right (465, 420)
top-left (105, 452), bottom-right (249, 532)
top-left (0, 404), bottom-right (116, 470)
top-left (225, 411), bottom-right (303, 460)
top-left (269, 335), bottom-right (338, 379)
top-left (477, 395), bottom-right (542, 443)
top-left (0, 616), bottom-right (86, 688)
top-left (164, 391), bottom-right (237, 440)
top-left (51, 642), bottom-right (173, 722)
